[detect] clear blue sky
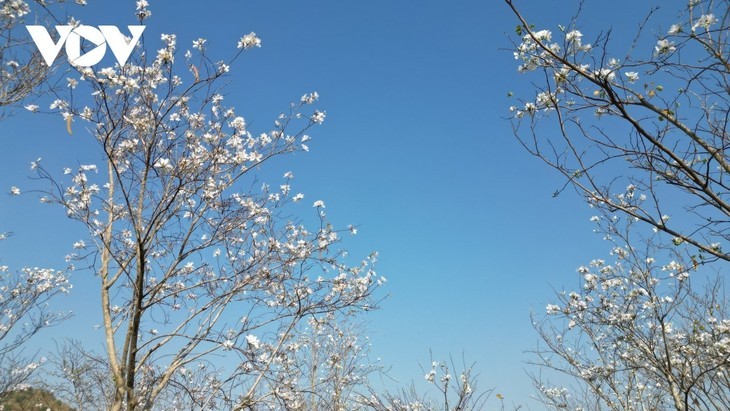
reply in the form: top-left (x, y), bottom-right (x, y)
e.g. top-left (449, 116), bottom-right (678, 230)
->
top-left (0, 0), bottom-right (678, 407)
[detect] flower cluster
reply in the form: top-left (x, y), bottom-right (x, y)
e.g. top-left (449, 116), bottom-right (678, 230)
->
top-left (1, 0), bottom-right (29, 19)
top-left (136, 0), bottom-right (151, 20)
top-left (237, 32), bottom-right (261, 49)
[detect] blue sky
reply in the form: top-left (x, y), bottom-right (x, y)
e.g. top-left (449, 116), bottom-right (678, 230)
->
top-left (0, 0), bottom-right (679, 406)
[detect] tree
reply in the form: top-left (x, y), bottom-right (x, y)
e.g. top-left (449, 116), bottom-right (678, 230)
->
top-left (1, 0), bottom-right (88, 398)
top-left (271, 315), bottom-right (380, 410)
top-left (17, 2), bottom-right (383, 409)
top-left (531, 216), bottom-right (730, 411)
top-left (0, 0), bottom-right (89, 113)
top-left (506, 0), bottom-right (730, 263)
top-left (45, 339), bottom-right (115, 410)
top-left (506, 0), bottom-right (730, 409)
top-left (361, 356), bottom-right (492, 411)
top-left (0, 233), bottom-right (70, 399)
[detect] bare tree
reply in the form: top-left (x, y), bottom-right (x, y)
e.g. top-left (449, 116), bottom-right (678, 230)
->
top-left (506, 0), bottom-right (730, 263)
top-left (45, 339), bottom-right (115, 410)
top-left (16, 3), bottom-right (383, 409)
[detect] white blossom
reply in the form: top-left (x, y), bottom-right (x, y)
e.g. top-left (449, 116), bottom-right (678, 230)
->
top-left (654, 39), bottom-right (676, 55)
top-left (237, 32), bottom-right (261, 49)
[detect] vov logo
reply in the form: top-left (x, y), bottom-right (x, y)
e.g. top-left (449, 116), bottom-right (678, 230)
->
top-left (26, 25), bottom-right (146, 67)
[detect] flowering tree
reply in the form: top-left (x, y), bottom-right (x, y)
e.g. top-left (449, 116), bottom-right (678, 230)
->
top-left (16, 2), bottom-right (383, 409)
top-left (0, 233), bottom-right (70, 399)
top-left (0, 0), bottom-right (88, 112)
top-left (252, 314), bottom-right (381, 410)
top-left (1, 0), bottom-right (87, 399)
top-left (506, 0), bottom-right (730, 409)
top-left (506, 0), bottom-right (729, 263)
top-left (531, 213), bottom-right (730, 411)
top-left (361, 357), bottom-right (491, 411)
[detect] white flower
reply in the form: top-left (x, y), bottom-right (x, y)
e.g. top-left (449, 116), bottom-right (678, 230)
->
top-left (24, 104), bottom-right (39, 112)
top-left (156, 48), bottom-right (173, 64)
top-left (50, 99), bottom-right (66, 110)
top-left (245, 334), bottom-right (260, 349)
top-left (301, 92), bottom-right (319, 104)
top-left (221, 339), bottom-right (234, 350)
top-left (154, 158), bottom-right (173, 172)
top-left (2, 0), bottom-right (30, 18)
top-left (553, 66), bottom-right (571, 84)
top-left (624, 71), bottom-right (639, 83)
top-left (536, 91), bottom-right (557, 109)
top-left (595, 68), bottom-right (616, 82)
top-left (237, 32), bottom-right (261, 49)
top-left (425, 370), bottom-right (436, 382)
top-left (668, 24), bottom-right (682, 35)
top-left (546, 304), bottom-right (561, 315)
top-left (311, 110), bottom-right (326, 124)
top-left (10, 186), bottom-right (20, 195)
top-left (136, 0), bottom-right (151, 19)
top-left (192, 38), bottom-right (206, 50)
top-left (565, 30), bottom-right (582, 44)
top-left (692, 14), bottom-right (717, 31)
top-left (313, 200), bottom-right (325, 208)
top-left (533, 30), bottom-right (552, 41)
top-left (654, 39), bottom-right (676, 55)
top-left (662, 260), bottom-right (682, 272)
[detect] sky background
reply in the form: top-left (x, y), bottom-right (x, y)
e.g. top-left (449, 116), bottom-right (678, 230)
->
top-left (0, 0), bottom-right (682, 407)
